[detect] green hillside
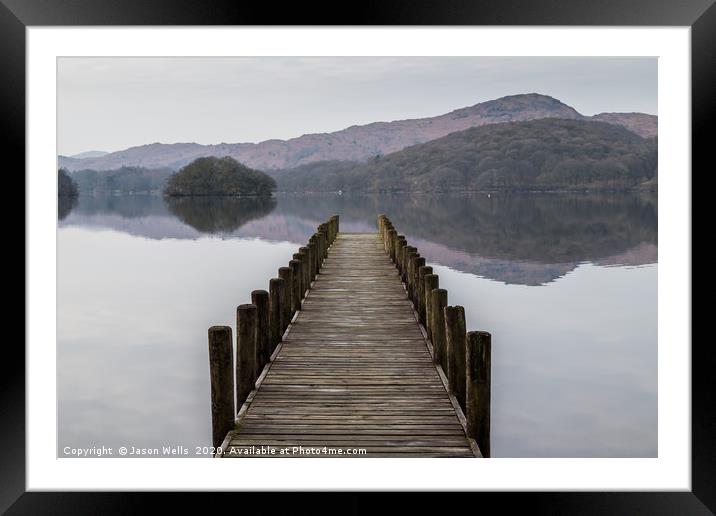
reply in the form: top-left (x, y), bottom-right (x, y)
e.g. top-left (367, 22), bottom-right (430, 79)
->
top-left (273, 119), bottom-right (657, 193)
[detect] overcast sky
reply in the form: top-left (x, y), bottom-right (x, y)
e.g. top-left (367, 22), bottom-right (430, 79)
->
top-left (57, 57), bottom-right (657, 156)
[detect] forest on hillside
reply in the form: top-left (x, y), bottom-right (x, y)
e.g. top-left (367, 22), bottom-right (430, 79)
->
top-left (272, 119), bottom-right (657, 193)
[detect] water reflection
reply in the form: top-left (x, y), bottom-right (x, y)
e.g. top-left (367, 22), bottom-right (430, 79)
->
top-left (164, 196), bottom-right (276, 233)
top-left (58, 195), bottom-right (78, 221)
top-left (60, 192), bottom-right (657, 285)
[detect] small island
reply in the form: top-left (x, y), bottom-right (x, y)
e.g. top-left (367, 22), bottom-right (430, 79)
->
top-left (163, 156), bottom-right (276, 196)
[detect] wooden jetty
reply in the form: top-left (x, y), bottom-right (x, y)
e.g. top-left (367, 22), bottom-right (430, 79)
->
top-left (208, 215), bottom-right (491, 458)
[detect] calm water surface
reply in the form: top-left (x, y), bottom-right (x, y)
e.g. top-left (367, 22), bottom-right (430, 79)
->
top-left (57, 193), bottom-right (657, 457)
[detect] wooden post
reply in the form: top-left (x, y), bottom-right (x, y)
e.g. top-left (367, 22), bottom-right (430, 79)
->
top-left (312, 233), bottom-right (322, 271)
top-left (314, 234), bottom-right (322, 275)
top-left (298, 247), bottom-right (309, 296)
top-left (406, 250), bottom-right (418, 300)
top-left (395, 236), bottom-right (405, 270)
top-left (318, 225), bottom-right (328, 259)
top-left (397, 237), bottom-right (407, 272)
top-left (251, 290), bottom-right (270, 373)
top-left (331, 214), bottom-right (339, 242)
top-left (318, 230), bottom-right (325, 263)
top-left (413, 257), bottom-right (425, 309)
top-left (278, 267), bottom-right (293, 330)
top-left (402, 246), bottom-right (415, 283)
top-left (332, 216), bottom-right (337, 242)
top-left (445, 305), bottom-right (467, 413)
top-left (387, 229), bottom-right (397, 262)
top-left (423, 274), bottom-right (439, 341)
top-left (208, 326), bottom-right (234, 449)
top-left (306, 241), bottom-right (317, 282)
top-left (430, 288), bottom-right (448, 371)
top-left (322, 225), bottom-right (329, 257)
top-left (314, 233), bottom-right (321, 272)
top-left (377, 214), bottom-right (386, 236)
top-left (292, 253), bottom-right (303, 300)
top-left (290, 259), bottom-right (302, 312)
top-left (269, 277), bottom-right (285, 351)
top-left (323, 223), bottom-right (330, 256)
top-left (236, 303), bottom-right (257, 408)
top-left (466, 331), bottom-right (491, 458)
top-left (383, 223), bottom-right (392, 252)
top-left (418, 266), bottom-right (432, 326)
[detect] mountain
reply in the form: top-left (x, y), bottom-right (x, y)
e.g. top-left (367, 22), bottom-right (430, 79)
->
top-left (58, 93), bottom-right (656, 172)
top-left (273, 119), bottom-right (657, 193)
top-left (70, 150), bottom-right (109, 159)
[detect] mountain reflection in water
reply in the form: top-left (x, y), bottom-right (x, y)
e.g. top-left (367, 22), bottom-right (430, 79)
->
top-left (58, 192), bottom-right (656, 286)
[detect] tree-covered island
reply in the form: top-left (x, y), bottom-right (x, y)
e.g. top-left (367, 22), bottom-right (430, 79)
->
top-left (163, 156), bottom-right (276, 196)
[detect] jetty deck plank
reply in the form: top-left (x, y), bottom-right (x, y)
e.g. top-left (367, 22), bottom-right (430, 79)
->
top-left (220, 233), bottom-right (475, 458)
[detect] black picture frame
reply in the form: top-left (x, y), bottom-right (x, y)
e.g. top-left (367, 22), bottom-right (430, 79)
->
top-left (5, 1), bottom-right (709, 513)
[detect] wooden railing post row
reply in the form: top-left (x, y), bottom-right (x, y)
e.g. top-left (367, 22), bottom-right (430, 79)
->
top-left (251, 289), bottom-right (270, 373)
top-left (466, 330), bottom-right (492, 457)
top-left (208, 325), bottom-right (234, 449)
top-left (445, 305), bottom-right (467, 413)
top-left (418, 266), bottom-right (433, 326)
top-left (236, 303), bottom-right (258, 409)
top-left (278, 267), bottom-right (293, 330)
top-left (423, 274), bottom-right (439, 341)
top-left (269, 277), bottom-right (285, 351)
top-left (430, 288), bottom-right (448, 371)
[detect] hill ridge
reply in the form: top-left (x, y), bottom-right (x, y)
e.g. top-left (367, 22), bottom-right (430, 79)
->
top-left (59, 93), bottom-right (657, 172)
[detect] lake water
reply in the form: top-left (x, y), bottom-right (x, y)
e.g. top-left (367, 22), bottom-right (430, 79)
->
top-left (57, 192), bottom-right (657, 457)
